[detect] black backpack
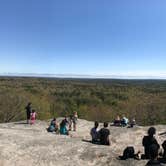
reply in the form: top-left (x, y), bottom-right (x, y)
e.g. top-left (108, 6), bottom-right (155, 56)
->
top-left (122, 146), bottom-right (135, 160)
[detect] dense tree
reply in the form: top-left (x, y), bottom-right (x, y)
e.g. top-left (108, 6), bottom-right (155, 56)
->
top-left (0, 77), bottom-right (166, 125)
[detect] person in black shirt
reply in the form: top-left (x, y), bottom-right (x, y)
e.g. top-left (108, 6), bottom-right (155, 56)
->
top-left (99, 122), bottom-right (110, 146)
top-left (146, 144), bottom-right (162, 166)
top-left (162, 141), bottom-right (166, 158)
top-left (142, 127), bottom-right (160, 159)
top-left (25, 102), bottom-right (32, 124)
top-left (160, 140), bottom-right (166, 163)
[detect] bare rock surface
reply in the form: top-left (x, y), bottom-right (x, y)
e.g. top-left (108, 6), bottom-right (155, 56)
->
top-left (0, 119), bottom-right (166, 166)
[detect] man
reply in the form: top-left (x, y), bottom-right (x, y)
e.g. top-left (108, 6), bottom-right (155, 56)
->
top-left (146, 144), bottom-right (162, 166)
top-left (142, 127), bottom-right (160, 159)
top-left (99, 122), bottom-right (110, 146)
top-left (25, 102), bottom-right (32, 124)
top-left (90, 121), bottom-right (99, 143)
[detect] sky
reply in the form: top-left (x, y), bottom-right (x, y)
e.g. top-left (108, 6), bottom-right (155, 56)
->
top-left (0, 0), bottom-right (166, 78)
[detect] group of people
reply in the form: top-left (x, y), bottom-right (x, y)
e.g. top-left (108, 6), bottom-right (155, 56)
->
top-left (113, 115), bottom-right (136, 127)
top-left (90, 121), bottom-right (110, 145)
top-left (25, 102), bottom-right (37, 125)
top-left (47, 112), bottom-right (78, 135)
top-left (25, 103), bottom-right (166, 165)
top-left (120, 127), bottom-right (166, 165)
top-left (90, 121), bottom-right (166, 165)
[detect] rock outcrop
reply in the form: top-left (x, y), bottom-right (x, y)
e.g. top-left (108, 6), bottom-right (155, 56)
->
top-left (0, 119), bottom-right (166, 166)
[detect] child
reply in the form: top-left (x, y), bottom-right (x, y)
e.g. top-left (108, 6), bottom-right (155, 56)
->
top-left (30, 109), bottom-right (37, 125)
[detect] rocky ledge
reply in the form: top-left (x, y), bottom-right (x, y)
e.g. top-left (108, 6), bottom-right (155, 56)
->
top-left (0, 119), bottom-right (165, 166)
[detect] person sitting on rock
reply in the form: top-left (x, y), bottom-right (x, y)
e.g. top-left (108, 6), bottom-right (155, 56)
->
top-left (121, 116), bottom-right (129, 127)
top-left (47, 118), bottom-right (59, 133)
top-left (146, 144), bottom-right (162, 166)
top-left (129, 118), bottom-right (136, 128)
top-left (99, 122), bottom-right (110, 146)
top-left (60, 119), bottom-right (69, 135)
top-left (90, 121), bottom-right (100, 143)
top-left (142, 127), bottom-right (160, 159)
top-left (30, 109), bottom-right (37, 125)
top-left (64, 116), bottom-right (69, 126)
top-left (113, 115), bottom-right (121, 126)
top-left (161, 140), bottom-right (166, 162)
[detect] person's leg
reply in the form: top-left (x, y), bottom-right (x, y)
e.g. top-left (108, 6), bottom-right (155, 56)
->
top-left (30, 117), bottom-right (35, 125)
top-left (73, 123), bottom-right (76, 131)
top-left (27, 113), bottom-right (29, 124)
top-left (27, 113), bottom-right (30, 124)
top-left (33, 118), bottom-right (35, 124)
top-left (69, 122), bottom-right (72, 131)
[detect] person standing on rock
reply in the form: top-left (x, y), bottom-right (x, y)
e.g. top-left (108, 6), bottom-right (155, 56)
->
top-left (30, 109), bottom-right (37, 125)
top-left (99, 122), bottom-right (110, 146)
top-left (25, 102), bottom-right (32, 124)
top-left (73, 111), bottom-right (78, 131)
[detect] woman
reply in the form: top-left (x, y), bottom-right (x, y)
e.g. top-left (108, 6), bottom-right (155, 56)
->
top-left (60, 119), bottom-right (69, 135)
top-left (47, 118), bottom-right (58, 132)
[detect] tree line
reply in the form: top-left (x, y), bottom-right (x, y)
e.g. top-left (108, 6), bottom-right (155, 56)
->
top-left (0, 77), bottom-right (166, 125)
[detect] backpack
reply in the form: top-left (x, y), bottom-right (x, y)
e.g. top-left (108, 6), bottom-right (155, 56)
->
top-left (122, 146), bottom-right (135, 160)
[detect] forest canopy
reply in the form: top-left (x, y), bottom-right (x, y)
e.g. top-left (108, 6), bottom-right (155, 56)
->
top-left (0, 77), bottom-right (166, 125)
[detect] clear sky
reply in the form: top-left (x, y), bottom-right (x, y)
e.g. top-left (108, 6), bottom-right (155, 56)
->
top-left (0, 0), bottom-right (166, 78)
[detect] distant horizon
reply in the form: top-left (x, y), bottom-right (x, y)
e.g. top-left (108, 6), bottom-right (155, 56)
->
top-left (1, 72), bottom-right (166, 80)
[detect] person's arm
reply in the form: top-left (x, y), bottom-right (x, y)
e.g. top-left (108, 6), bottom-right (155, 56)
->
top-left (154, 138), bottom-right (160, 149)
top-left (98, 129), bottom-right (101, 135)
top-left (142, 136), bottom-right (146, 146)
top-left (108, 130), bottom-right (111, 145)
top-left (55, 122), bottom-right (59, 129)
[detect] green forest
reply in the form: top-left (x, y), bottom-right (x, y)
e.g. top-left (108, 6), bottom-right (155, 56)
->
top-left (0, 77), bottom-right (166, 125)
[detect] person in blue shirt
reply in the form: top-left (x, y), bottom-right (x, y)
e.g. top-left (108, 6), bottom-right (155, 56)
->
top-left (60, 119), bottom-right (69, 135)
top-left (47, 118), bottom-right (59, 133)
top-left (90, 121), bottom-right (100, 143)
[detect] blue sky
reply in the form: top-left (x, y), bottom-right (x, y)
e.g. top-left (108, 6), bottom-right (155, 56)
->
top-left (0, 0), bottom-right (166, 78)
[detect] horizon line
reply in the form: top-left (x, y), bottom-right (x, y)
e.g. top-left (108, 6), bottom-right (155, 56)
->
top-left (0, 72), bottom-right (166, 80)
